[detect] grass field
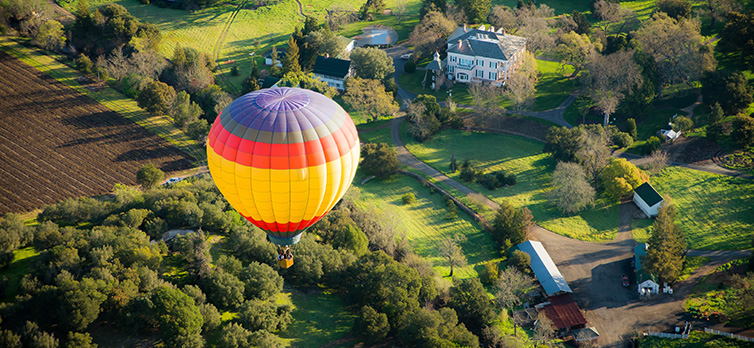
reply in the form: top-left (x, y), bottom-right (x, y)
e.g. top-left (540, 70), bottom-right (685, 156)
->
top-left (402, 127), bottom-right (621, 242)
top-left (277, 288), bottom-right (355, 348)
top-left (356, 119), bottom-right (393, 146)
top-left (354, 173), bottom-right (502, 279)
top-left (649, 166), bottom-right (754, 250)
top-left (0, 37), bottom-right (205, 165)
top-left (640, 331), bottom-right (754, 348)
top-left (0, 247), bottom-right (40, 300)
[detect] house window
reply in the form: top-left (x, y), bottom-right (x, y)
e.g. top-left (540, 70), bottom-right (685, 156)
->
top-left (476, 59), bottom-right (483, 66)
top-left (457, 73), bottom-right (468, 81)
top-left (459, 58), bottom-right (473, 66)
top-left (489, 72), bottom-right (497, 80)
top-left (447, 66), bottom-right (454, 73)
top-left (490, 62), bottom-right (497, 68)
top-left (450, 56), bottom-right (457, 62)
top-left (476, 70), bottom-right (484, 78)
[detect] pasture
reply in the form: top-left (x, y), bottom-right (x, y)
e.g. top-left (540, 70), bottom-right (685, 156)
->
top-left (649, 166), bottom-right (754, 250)
top-left (402, 128), bottom-right (622, 242)
top-left (278, 289), bottom-right (355, 348)
top-left (0, 49), bottom-right (193, 214)
top-left (354, 174), bottom-right (502, 279)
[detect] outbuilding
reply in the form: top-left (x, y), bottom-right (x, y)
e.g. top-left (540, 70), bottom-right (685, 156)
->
top-left (312, 56), bottom-right (352, 91)
top-left (633, 182), bottom-right (663, 218)
top-left (634, 243), bottom-right (660, 295)
top-left (517, 240), bottom-right (572, 297)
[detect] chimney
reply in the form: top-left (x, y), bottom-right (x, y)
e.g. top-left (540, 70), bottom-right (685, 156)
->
top-left (501, 29), bottom-right (505, 35)
top-left (463, 23), bottom-right (467, 32)
top-left (325, 53), bottom-right (329, 58)
top-left (457, 40), bottom-right (462, 49)
top-left (489, 26), bottom-right (495, 33)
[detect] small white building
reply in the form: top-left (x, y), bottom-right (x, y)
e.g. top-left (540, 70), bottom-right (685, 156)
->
top-left (312, 56), bottom-right (352, 91)
top-left (263, 48), bottom-right (286, 67)
top-left (661, 129), bottom-right (681, 141)
top-left (633, 182), bottom-right (663, 218)
top-left (634, 243), bottom-right (660, 295)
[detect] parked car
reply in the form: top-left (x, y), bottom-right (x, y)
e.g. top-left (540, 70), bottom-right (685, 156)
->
top-left (622, 275), bottom-right (629, 287)
top-left (400, 52), bottom-right (413, 60)
top-left (165, 177), bottom-right (183, 185)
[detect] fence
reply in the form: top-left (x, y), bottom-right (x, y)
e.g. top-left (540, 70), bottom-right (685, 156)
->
top-left (647, 331), bottom-right (689, 339)
top-left (704, 328), bottom-right (754, 343)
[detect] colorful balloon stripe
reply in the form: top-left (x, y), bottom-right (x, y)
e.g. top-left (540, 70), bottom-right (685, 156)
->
top-left (206, 88), bottom-right (360, 243)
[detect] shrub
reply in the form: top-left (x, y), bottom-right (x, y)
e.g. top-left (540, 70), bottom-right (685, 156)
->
top-left (612, 132), bottom-right (634, 148)
top-left (510, 249), bottom-right (531, 273)
top-left (402, 192), bottom-right (416, 205)
top-left (645, 136), bottom-right (661, 154)
top-left (481, 261), bottom-right (499, 285)
top-left (231, 66), bottom-right (239, 76)
top-left (404, 59), bottom-right (416, 73)
top-left (626, 118), bottom-right (637, 139)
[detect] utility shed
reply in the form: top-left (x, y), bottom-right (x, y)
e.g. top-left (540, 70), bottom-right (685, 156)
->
top-left (517, 240), bottom-right (572, 297)
top-left (633, 182), bottom-right (663, 218)
top-left (537, 293), bottom-right (587, 332)
top-left (634, 243), bottom-right (660, 294)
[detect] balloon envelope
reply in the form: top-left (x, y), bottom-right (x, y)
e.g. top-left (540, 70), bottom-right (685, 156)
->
top-left (207, 87), bottom-right (360, 245)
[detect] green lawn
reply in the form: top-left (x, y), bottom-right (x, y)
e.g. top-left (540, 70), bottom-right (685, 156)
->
top-left (641, 331), bottom-right (754, 348)
top-left (0, 37), bottom-right (206, 165)
top-left (277, 289), bottom-right (356, 348)
top-left (0, 247), bottom-right (40, 300)
top-left (533, 59), bottom-right (574, 111)
top-left (491, 0), bottom-right (591, 15)
top-left (354, 174), bottom-right (502, 279)
top-left (650, 166), bottom-right (754, 250)
top-left (356, 119), bottom-right (393, 146)
top-left (398, 71), bottom-right (473, 105)
top-left (402, 127), bottom-right (621, 242)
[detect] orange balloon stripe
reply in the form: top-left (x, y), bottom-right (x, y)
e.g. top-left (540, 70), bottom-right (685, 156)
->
top-left (242, 213), bottom-right (322, 234)
top-left (208, 116), bottom-right (358, 170)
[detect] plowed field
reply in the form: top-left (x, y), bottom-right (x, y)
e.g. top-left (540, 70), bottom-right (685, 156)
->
top-left (0, 51), bottom-right (193, 214)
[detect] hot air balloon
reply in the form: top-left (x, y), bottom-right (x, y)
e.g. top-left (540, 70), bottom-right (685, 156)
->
top-left (206, 87), bottom-right (360, 268)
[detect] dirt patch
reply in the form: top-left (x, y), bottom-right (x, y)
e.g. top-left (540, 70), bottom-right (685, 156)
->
top-left (667, 137), bottom-right (721, 164)
top-left (0, 51), bottom-right (193, 214)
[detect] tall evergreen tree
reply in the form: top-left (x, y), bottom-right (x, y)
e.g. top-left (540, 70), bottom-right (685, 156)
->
top-left (282, 36), bottom-right (302, 75)
top-left (645, 202), bottom-right (686, 283)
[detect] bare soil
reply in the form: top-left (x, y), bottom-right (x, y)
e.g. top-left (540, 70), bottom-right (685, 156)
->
top-left (0, 51), bottom-right (193, 214)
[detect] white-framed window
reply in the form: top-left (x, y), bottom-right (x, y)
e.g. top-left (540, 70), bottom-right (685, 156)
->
top-left (489, 72), bottom-right (497, 80)
top-left (457, 73), bottom-right (468, 81)
top-left (476, 59), bottom-right (483, 66)
top-left (447, 66), bottom-right (454, 73)
top-left (490, 62), bottom-right (498, 68)
top-left (450, 56), bottom-right (457, 62)
top-left (459, 58), bottom-right (473, 66)
top-left (476, 70), bottom-right (484, 78)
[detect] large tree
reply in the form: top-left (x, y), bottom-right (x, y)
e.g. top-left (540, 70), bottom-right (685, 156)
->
top-left (556, 31), bottom-right (600, 76)
top-left (150, 286), bottom-right (204, 348)
top-left (457, 0), bottom-right (491, 23)
top-left (136, 164), bottom-right (164, 189)
top-left (491, 201), bottom-right (533, 245)
top-left (644, 202), bottom-right (686, 283)
top-left (633, 12), bottom-right (715, 94)
top-left (282, 36), bottom-right (302, 75)
top-left (702, 70), bottom-right (754, 116)
top-left (349, 47), bottom-right (395, 81)
top-left (343, 78), bottom-right (399, 121)
top-left (549, 162), bottom-right (596, 214)
top-left (504, 50), bottom-right (538, 114)
top-left (449, 278), bottom-right (495, 334)
top-left (718, 11), bottom-right (754, 65)
top-left (409, 11), bottom-right (457, 60)
top-left (406, 95), bottom-right (442, 142)
top-left (598, 158), bottom-right (648, 201)
top-left (581, 50), bottom-right (643, 127)
top-left (439, 234), bottom-right (467, 277)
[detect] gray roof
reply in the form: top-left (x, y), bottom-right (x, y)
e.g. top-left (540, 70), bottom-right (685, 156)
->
top-left (634, 182), bottom-right (663, 207)
top-left (447, 29), bottom-right (526, 61)
top-left (518, 240), bottom-right (572, 297)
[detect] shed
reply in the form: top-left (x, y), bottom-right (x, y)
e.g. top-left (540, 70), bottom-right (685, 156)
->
top-left (661, 129), bottom-right (681, 141)
top-left (633, 182), bottom-right (663, 218)
top-left (517, 240), bottom-right (572, 297)
top-left (572, 327), bottom-right (600, 342)
top-left (263, 48), bottom-right (286, 67)
top-left (537, 293), bottom-right (587, 332)
top-left (261, 76), bottom-right (280, 89)
top-left (634, 243), bottom-right (660, 294)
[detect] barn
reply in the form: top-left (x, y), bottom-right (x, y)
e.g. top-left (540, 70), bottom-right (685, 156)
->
top-left (517, 240), bottom-right (572, 297)
top-left (633, 182), bottom-right (663, 218)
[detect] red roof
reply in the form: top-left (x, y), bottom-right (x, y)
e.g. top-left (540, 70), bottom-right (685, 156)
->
top-left (539, 294), bottom-right (587, 330)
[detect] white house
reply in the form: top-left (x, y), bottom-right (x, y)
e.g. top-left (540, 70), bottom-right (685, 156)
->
top-left (264, 48), bottom-right (286, 67)
top-left (634, 243), bottom-right (660, 295)
top-left (312, 56), bottom-right (352, 91)
top-left (661, 129), bottom-right (681, 141)
top-left (633, 182), bottom-right (663, 218)
top-left (445, 24), bottom-right (526, 85)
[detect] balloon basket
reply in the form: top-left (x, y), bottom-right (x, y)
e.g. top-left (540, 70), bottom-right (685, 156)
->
top-left (278, 258), bottom-right (294, 269)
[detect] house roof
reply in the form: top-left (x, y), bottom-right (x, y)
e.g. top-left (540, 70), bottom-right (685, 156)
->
top-left (312, 56), bottom-right (351, 78)
top-left (447, 29), bottom-right (526, 61)
top-left (263, 48), bottom-right (286, 58)
top-left (517, 240), bottom-right (572, 297)
top-left (573, 327), bottom-right (600, 342)
top-left (634, 182), bottom-right (663, 207)
top-left (634, 243), bottom-right (658, 284)
top-left (426, 52), bottom-right (443, 71)
top-left (538, 293), bottom-right (587, 330)
top-left (261, 76), bottom-right (280, 89)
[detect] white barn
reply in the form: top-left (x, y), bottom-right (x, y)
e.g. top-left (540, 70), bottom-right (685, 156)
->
top-left (634, 243), bottom-right (660, 295)
top-left (633, 182), bottom-right (663, 218)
